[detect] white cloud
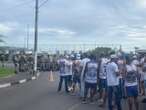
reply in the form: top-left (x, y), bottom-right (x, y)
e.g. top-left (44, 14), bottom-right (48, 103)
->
top-left (0, 24), bottom-right (13, 34)
top-left (0, 22), bottom-right (20, 34)
top-left (136, 0), bottom-right (146, 8)
top-left (0, 0), bottom-right (146, 51)
top-left (30, 27), bottom-right (76, 37)
top-left (128, 31), bottom-right (146, 37)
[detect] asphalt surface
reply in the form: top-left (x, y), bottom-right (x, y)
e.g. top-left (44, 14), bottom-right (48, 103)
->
top-left (0, 72), bottom-right (145, 110)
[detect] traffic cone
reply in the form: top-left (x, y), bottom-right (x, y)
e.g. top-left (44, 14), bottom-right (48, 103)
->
top-left (48, 71), bottom-right (54, 82)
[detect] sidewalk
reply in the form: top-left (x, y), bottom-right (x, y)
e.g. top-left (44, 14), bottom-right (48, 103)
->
top-left (0, 72), bottom-right (40, 88)
top-left (0, 72), bottom-right (33, 84)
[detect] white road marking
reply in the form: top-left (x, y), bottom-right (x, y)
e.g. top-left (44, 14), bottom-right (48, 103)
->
top-left (32, 76), bottom-right (36, 80)
top-left (19, 79), bottom-right (26, 84)
top-left (0, 83), bottom-right (11, 88)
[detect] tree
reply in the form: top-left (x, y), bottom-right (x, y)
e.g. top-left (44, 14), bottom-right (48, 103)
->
top-left (86, 47), bottom-right (115, 59)
top-left (0, 34), bottom-right (6, 67)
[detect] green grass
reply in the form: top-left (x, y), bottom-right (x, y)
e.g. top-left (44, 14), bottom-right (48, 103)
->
top-left (0, 67), bottom-right (15, 78)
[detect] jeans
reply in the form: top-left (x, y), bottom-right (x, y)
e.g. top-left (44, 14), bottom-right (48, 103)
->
top-left (119, 78), bottom-right (126, 98)
top-left (144, 80), bottom-right (146, 88)
top-left (67, 75), bottom-right (72, 87)
top-left (107, 86), bottom-right (122, 110)
top-left (80, 79), bottom-right (85, 97)
top-left (58, 76), bottom-right (69, 92)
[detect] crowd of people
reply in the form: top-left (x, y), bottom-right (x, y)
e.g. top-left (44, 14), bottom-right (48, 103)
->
top-left (57, 52), bottom-right (146, 110)
top-left (13, 53), bottom-right (34, 74)
top-left (12, 52), bottom-right (58, 75)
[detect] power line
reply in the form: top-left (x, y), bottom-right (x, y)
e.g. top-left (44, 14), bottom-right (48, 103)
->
top-left (39, 0), bottom-right (49, 8)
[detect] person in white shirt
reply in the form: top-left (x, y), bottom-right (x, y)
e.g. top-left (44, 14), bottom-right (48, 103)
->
top-left (131, 56), bottom-right (141, 95)
top-left (106, 54), bottom-right (122, 110)
top-left (65, 55), bottom-right (73, 92)
top-left (124, 57), bottom-right (139, 110)
top-left (98, 54), bottom-right (109, 107)
top-left (80, 53), bottom-right (90, 99)
top-left (82, 54), bottom-right (98, 104)
top-left (72, 54), bottom-right (81, 94)
top-left (57, 55), bottom-right (69, 93)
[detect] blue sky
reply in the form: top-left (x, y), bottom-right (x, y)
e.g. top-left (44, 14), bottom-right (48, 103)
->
top-left (0, 0), bottom-right (146, 51)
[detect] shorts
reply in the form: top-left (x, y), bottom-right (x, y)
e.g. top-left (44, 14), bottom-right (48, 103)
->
top-left (126, 85), bottom-right (138, 97)
top-left (85, 82), bottom-right (97, 90)
top-left (99, 78), bottom-right (107, 90)
top-left (73, 75), bottom-right (80, 84)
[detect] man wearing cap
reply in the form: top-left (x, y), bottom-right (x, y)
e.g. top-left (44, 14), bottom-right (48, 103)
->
top-left (106, 54), bottom-right (122, 110)
top-left (65, 55), bottom-right (73, 92)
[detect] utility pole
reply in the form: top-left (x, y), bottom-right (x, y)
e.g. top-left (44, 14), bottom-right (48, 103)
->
top-left (24, 36), bottom-right (26, 49)
top-left (27, 24), bottom-right (29, 50)
top-left (34, 0), bottom-right (39, 74)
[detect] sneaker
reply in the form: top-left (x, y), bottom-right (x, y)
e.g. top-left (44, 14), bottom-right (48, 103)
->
top-left (142, 98), bottom-right (146, 103)
top-left (90, 100), bottom-right (96, 104)
top-left (82, 100), bottom-right (87, 104)
top-left (98, 99), bottom-right (104, 104)
top-left (98, 103), bottom-right (106, 108)
top-left (68, 87), bottom-right (72, 92)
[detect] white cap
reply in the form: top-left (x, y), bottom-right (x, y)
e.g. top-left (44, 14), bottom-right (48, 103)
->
top-left (110, 54), bottom-right (117, 59)
top-left (133, 55), bottom-right (137, 58)
top-left (76, 53), bottom-right (81, 59)
top-left (65, 55), bottom-right (69, 59)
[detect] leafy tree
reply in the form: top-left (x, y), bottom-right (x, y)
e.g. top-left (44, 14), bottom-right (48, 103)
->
top-left (85, 47), bottom-right (115, 59)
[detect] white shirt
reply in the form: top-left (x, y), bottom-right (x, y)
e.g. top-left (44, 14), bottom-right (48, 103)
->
top-left (80, 58), bottom-right (90, 67)
top-left (106, 62), bottom-right (119, 86)
top-left (85, 61), bottom-right (98, 83)
top-left (58, 58), bottom-right (66, 76)
top-left (65, 60), bottom-right (73, 75)
top-left (99, 58), bottom-right (108, 79)
top-left (80, 58), bottom-right (90, 82)
top-left (125, 64), bottom-right (138, 87)
top-left (58, 58), bottom-right (68, 76)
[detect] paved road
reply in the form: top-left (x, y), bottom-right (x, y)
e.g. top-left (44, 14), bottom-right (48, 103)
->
top-left (0, 72), bottom-right (145, 110)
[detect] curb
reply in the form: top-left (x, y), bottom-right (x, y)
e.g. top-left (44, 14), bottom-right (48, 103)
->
top-left (0, 72), bottom-right (40, 89)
